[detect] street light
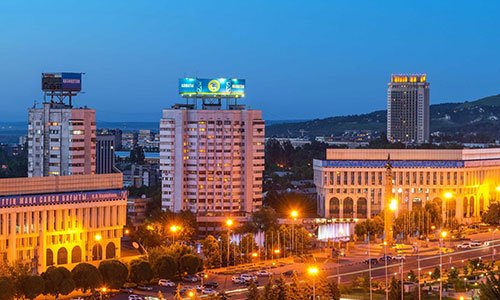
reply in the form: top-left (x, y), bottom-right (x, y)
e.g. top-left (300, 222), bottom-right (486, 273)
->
top-left (307, 266), bottom-right (319, 300)
top-left (94, 234), bottom-right (102, 260)
top-left (443, 191), bottom-right (453, 228)
top-left (389, 198), bottom-right (398, 211)
top-left (170, 225), bottom-right (180, 244)
top-left (226, 219), bottom-right (233, 267)
top-left (290, 210), bottom-right (298, 256)
top-left (439, 231), bottom-right (448, 300)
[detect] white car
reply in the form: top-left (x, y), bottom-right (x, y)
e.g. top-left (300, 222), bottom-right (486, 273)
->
top-left (158, 279), bottom-right (176, 287)
top-left (202, 288), bottom-right (218, 295)
top-left (240, 274), bottom-right (257, 282)
top-left (392, 255), bottom-right (406, 261)
top-left (256, 270), bottom-right (271, 277)
top-left (470, 240), bottom-right (482, 247)
top-left (129, 295), bottom-right (143, 300)
top-left (457, 242), bottom-right (471, 249)
top-left (232, 276), bottom-right (244, 284)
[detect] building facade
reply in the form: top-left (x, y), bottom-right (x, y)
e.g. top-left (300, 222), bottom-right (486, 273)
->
top-left (159, 107), bottom-right (265, 223)
top-left (0, 174), bottom-right (127, 273)
top-left (314, 149), bottom-right (500, 224)
top-left (387, 74), bottom-right (430, 144)
top-left (28, 102), bottom-right (96, 177)
top-left (96, 134), bottom-right (115, 174)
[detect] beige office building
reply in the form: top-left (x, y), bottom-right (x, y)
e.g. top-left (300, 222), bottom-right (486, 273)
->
top-left (314, 148), bottom-right (500, 224)
top-left (0, 174), bottom-right (127, 273)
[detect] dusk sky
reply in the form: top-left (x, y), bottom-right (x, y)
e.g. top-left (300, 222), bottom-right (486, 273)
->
top-left (1, 0), bottom-right (500, 122)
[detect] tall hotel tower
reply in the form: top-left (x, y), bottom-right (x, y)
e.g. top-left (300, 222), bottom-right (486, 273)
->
top-left (28, 73), bottom-right (96, 177)
top-left (160, 78), bottom-right (264, 226)
top-left (387, 74), bottom-right (430, 144)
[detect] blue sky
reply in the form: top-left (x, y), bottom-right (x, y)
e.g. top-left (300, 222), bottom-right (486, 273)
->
top-left (1, 0), bottom-right (500, 122)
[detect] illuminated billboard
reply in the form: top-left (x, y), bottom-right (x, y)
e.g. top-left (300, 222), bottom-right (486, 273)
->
top-left (179, 78), bottom-right (245, 98)
top-left (42, 72), bottom-right (82, 92)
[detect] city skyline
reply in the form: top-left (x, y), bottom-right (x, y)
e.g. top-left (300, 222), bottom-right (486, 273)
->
top-left (1, 1), bottom-right (500, 122)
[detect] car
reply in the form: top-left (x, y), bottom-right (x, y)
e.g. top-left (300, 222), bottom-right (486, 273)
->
top-left (128, 295), bottom-right (143, 300)
top-left (203, 282), bottom-right (219, 289)
top-left (483, 241), bottom-right (492, 246)
top-left (457, 242), bottom-right (471, 249)
top-left (182, 275), bottom-right (199, 282)
top-left (119, 287), bottom-right (134, 294)
top-left (137, 285), bottom-right (153, 291)
top-left (364, 258), bottom-right (379, 265)
top-left (256, 270), bottom-right (272, 277)
top-left (240, 273), bottom-right (257, 281)
top-left (202, 288), bottom-right (218, 295)
top-left (378, 255), bottom-right (392, 262)
top-left (232, 276), bottom-right (245, 284)
top-left (470, 240), bottom-right (482, 247)
top-left (392, 255), bottom-right (406, 261)
top-left (282, 270), bottom-right (298, 277)
top-left (158, 279), bottom-right (176, 287)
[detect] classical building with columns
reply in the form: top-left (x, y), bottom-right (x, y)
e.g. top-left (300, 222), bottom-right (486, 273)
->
top-left (314, 148), bottom-right (500, 224)
top-left (0, 173), bottom-right (127, 273)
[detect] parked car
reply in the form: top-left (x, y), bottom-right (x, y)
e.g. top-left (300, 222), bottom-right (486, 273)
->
top-left (202, 288), bottom-right (218, 295)
top-left (232, 276), bottom-right (245, 284)
top-left (470, 240), bottom-right (482, 247)
top-left (364, 258), bottom-right (379, 265)
top-left (392, 255), bottom-right (406, 261)
top-left (282, 270), bottom-right (298, 277)
top-left (119, 287), bottom-right (134, 294)
top-left (256, 270), bottom-right (271, 277)
top-left (240, 273), bottom-right (257, 281)
top-left (158, 279), bottom-right (176, 287)
top-left (378, 255), bottom-right (392, 262)
top-left (182, 275), bottom-right (199, 282)
top-left (137, 285), bottom-right (153, 291)
top-left (203, 282), bottom-right (219, 289)
top-left (457, 242), bottom-right (471, 249)
top-left (128, 295), bottom-right (143, 300)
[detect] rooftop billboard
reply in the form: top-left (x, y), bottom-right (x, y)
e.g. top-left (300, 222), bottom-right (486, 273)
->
top-left (42, 72), bottom-right (82, 92)
top-left (179, 78), bottom-right (245, 98)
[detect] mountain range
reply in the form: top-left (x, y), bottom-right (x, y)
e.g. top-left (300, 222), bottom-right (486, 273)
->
top-left (266, 94), bottom-right (500, 142)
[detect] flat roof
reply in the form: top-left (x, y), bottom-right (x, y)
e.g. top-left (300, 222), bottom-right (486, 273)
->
top-left (326, 148), bottom-right (500, 161)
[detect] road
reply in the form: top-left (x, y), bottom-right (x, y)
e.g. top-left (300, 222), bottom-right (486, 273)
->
top-left (109, 240), bottom-right (499, 300)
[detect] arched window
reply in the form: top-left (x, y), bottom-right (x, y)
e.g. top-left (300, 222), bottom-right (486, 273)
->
top-left (479, 196), bottom-right (485, 215)
top-left (92, 244), bottom-right (103, 261)
top-left (356, 198), bottom-right (368, 218)
top-left (71, 246), bottom-right (82, 264)
top-left (470, 196), bottom-right (475, 217)
top-left (329, 197), bottom-right (340, 218)
top-left (57, 247), bottom-right (68, 265)
top-left (106, 242), bottom-right (116, 259)
top-left (46, 249), bottom-right (54, 266)
top-left (343, 197), bottom-right (354, 219)
top-left (463, 197), bottom-right (469, 218)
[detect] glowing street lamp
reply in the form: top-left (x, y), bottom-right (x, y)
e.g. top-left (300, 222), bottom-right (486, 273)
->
top-left (389, 198), bottom-right (398, 211)
top-left (170, 225), bottom-right (181, 244)
top-left (225, 218), bottom-right (234, 267)
top-left (94, 234), bottom-right (102, 260)
top-left (124, 229), bottom-right (130, 235)
top-left (290, 210), bottom-right (299, 256)
top-left (307, 266), bottom-right (319, 300)
top-left (290, 210), bottom-right (299, 219)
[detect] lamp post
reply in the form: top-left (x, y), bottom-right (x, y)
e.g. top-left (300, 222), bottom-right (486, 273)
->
top-left (307, 266), bottom-right (319, 300)
top-left (94, 233), bottom-right (102, 260)
top-left (170, 225), bottom-right (180, 244)
top-left (226, 219), bottom-right (233, 267)
top-left (291, 210), bottom-right (298, 256)
top-left (384, 240), bottom-right (389, 300)
top-left (443, 191), bottom-right (453, 228)
top-left (439, 231), bottom-right (447, 300)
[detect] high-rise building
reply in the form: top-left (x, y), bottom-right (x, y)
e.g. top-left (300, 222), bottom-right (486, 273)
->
top-left (96, 134), bottom-right (115, 174)
top-left (160, 78), bottom-right (264, 227)
top-left (28, 102), bottom-right (96, 177)
top-left (0, 173), bottom-right (127, 272)
top-left (387, 74), bottom-right (430, 144)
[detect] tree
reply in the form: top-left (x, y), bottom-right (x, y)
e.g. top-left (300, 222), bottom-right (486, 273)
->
top-left (179, 254), bottom-right (203, 275)
top-left (273, 277), bottom-right (288, 300)
top-left (251, 207), bottom-right (279, 232)
top-left (0, 277), bottom-right (15, 300)
top-left (247, 281), bottom-right (260, 300)
top-left (71, 263), bottom-right (103, 293)
top-left (42, 266), bottom-right (75, 298)
top-left (98, 260), bottom-right (129, 289)
top-left (482, 203), bottom-right (500, 225)
top-left (130, 146), bottom-right (145, 164)
top-left (260, 281), bottom-right (276, 300)
top-left (479, 271), bottom-right (500, 299)
top-left (129, 259), bottom-right (154, 284)
top-left (152, 255), bottom-right (178, 279)
top-left (323, 281), bottom-right (341, 300)
top-left (407, 269), bottom-right (417, 282)
top-left (288, 274), bottom-right (303, 300)
top-left (201, 235), bottom-right (221, 268)
top-left (20, 275), bottom-right (45, 300)
top-left (388, 277), bottom-right (401, 300)
top-left (431, 267), bottom-right (440, 280)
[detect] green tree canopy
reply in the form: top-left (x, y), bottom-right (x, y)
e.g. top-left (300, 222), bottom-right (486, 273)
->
top-left (41, 266), bottom-right (75, 297)
top-left (129, 259), bottom-right (154, 284)
top-left (20, 275), bottom-right (45, 300)
top-left (0, 277), bottom-right (15, 300)
top-left (479, 270), bottom-right (500, 299)
top-left (201, 235), bottom-right (221, 268)
top-left (71, 263), bottom-right (103, 293)
top-left (152, 255), bottom-right (178, 279)
top-left (98, 260), bottom-right (129, 289)
top-left (179, 254), bottom-right (203, 275)
top-left (482, 203), bottom-right (500, 225)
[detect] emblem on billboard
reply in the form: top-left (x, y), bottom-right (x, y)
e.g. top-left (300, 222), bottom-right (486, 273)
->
top-left (208, 79), bottom-right (221, 92)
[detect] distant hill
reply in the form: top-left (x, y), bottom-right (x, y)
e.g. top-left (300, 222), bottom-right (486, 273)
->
top-left (266, 94), bottom-right (500, 141)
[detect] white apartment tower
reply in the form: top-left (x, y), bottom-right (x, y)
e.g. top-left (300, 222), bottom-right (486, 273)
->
top-left (387, 74), bottom-right (430, 144)
top-left (28, 102), bottom-right (96, 177)
top-left (160, 108), bottom-right (265, 218)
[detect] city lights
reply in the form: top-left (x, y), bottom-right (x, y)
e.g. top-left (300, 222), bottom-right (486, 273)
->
top-left (389, 198), bottom-right (398, 211)
top-left (225, 218), bottom-right (234, 227)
